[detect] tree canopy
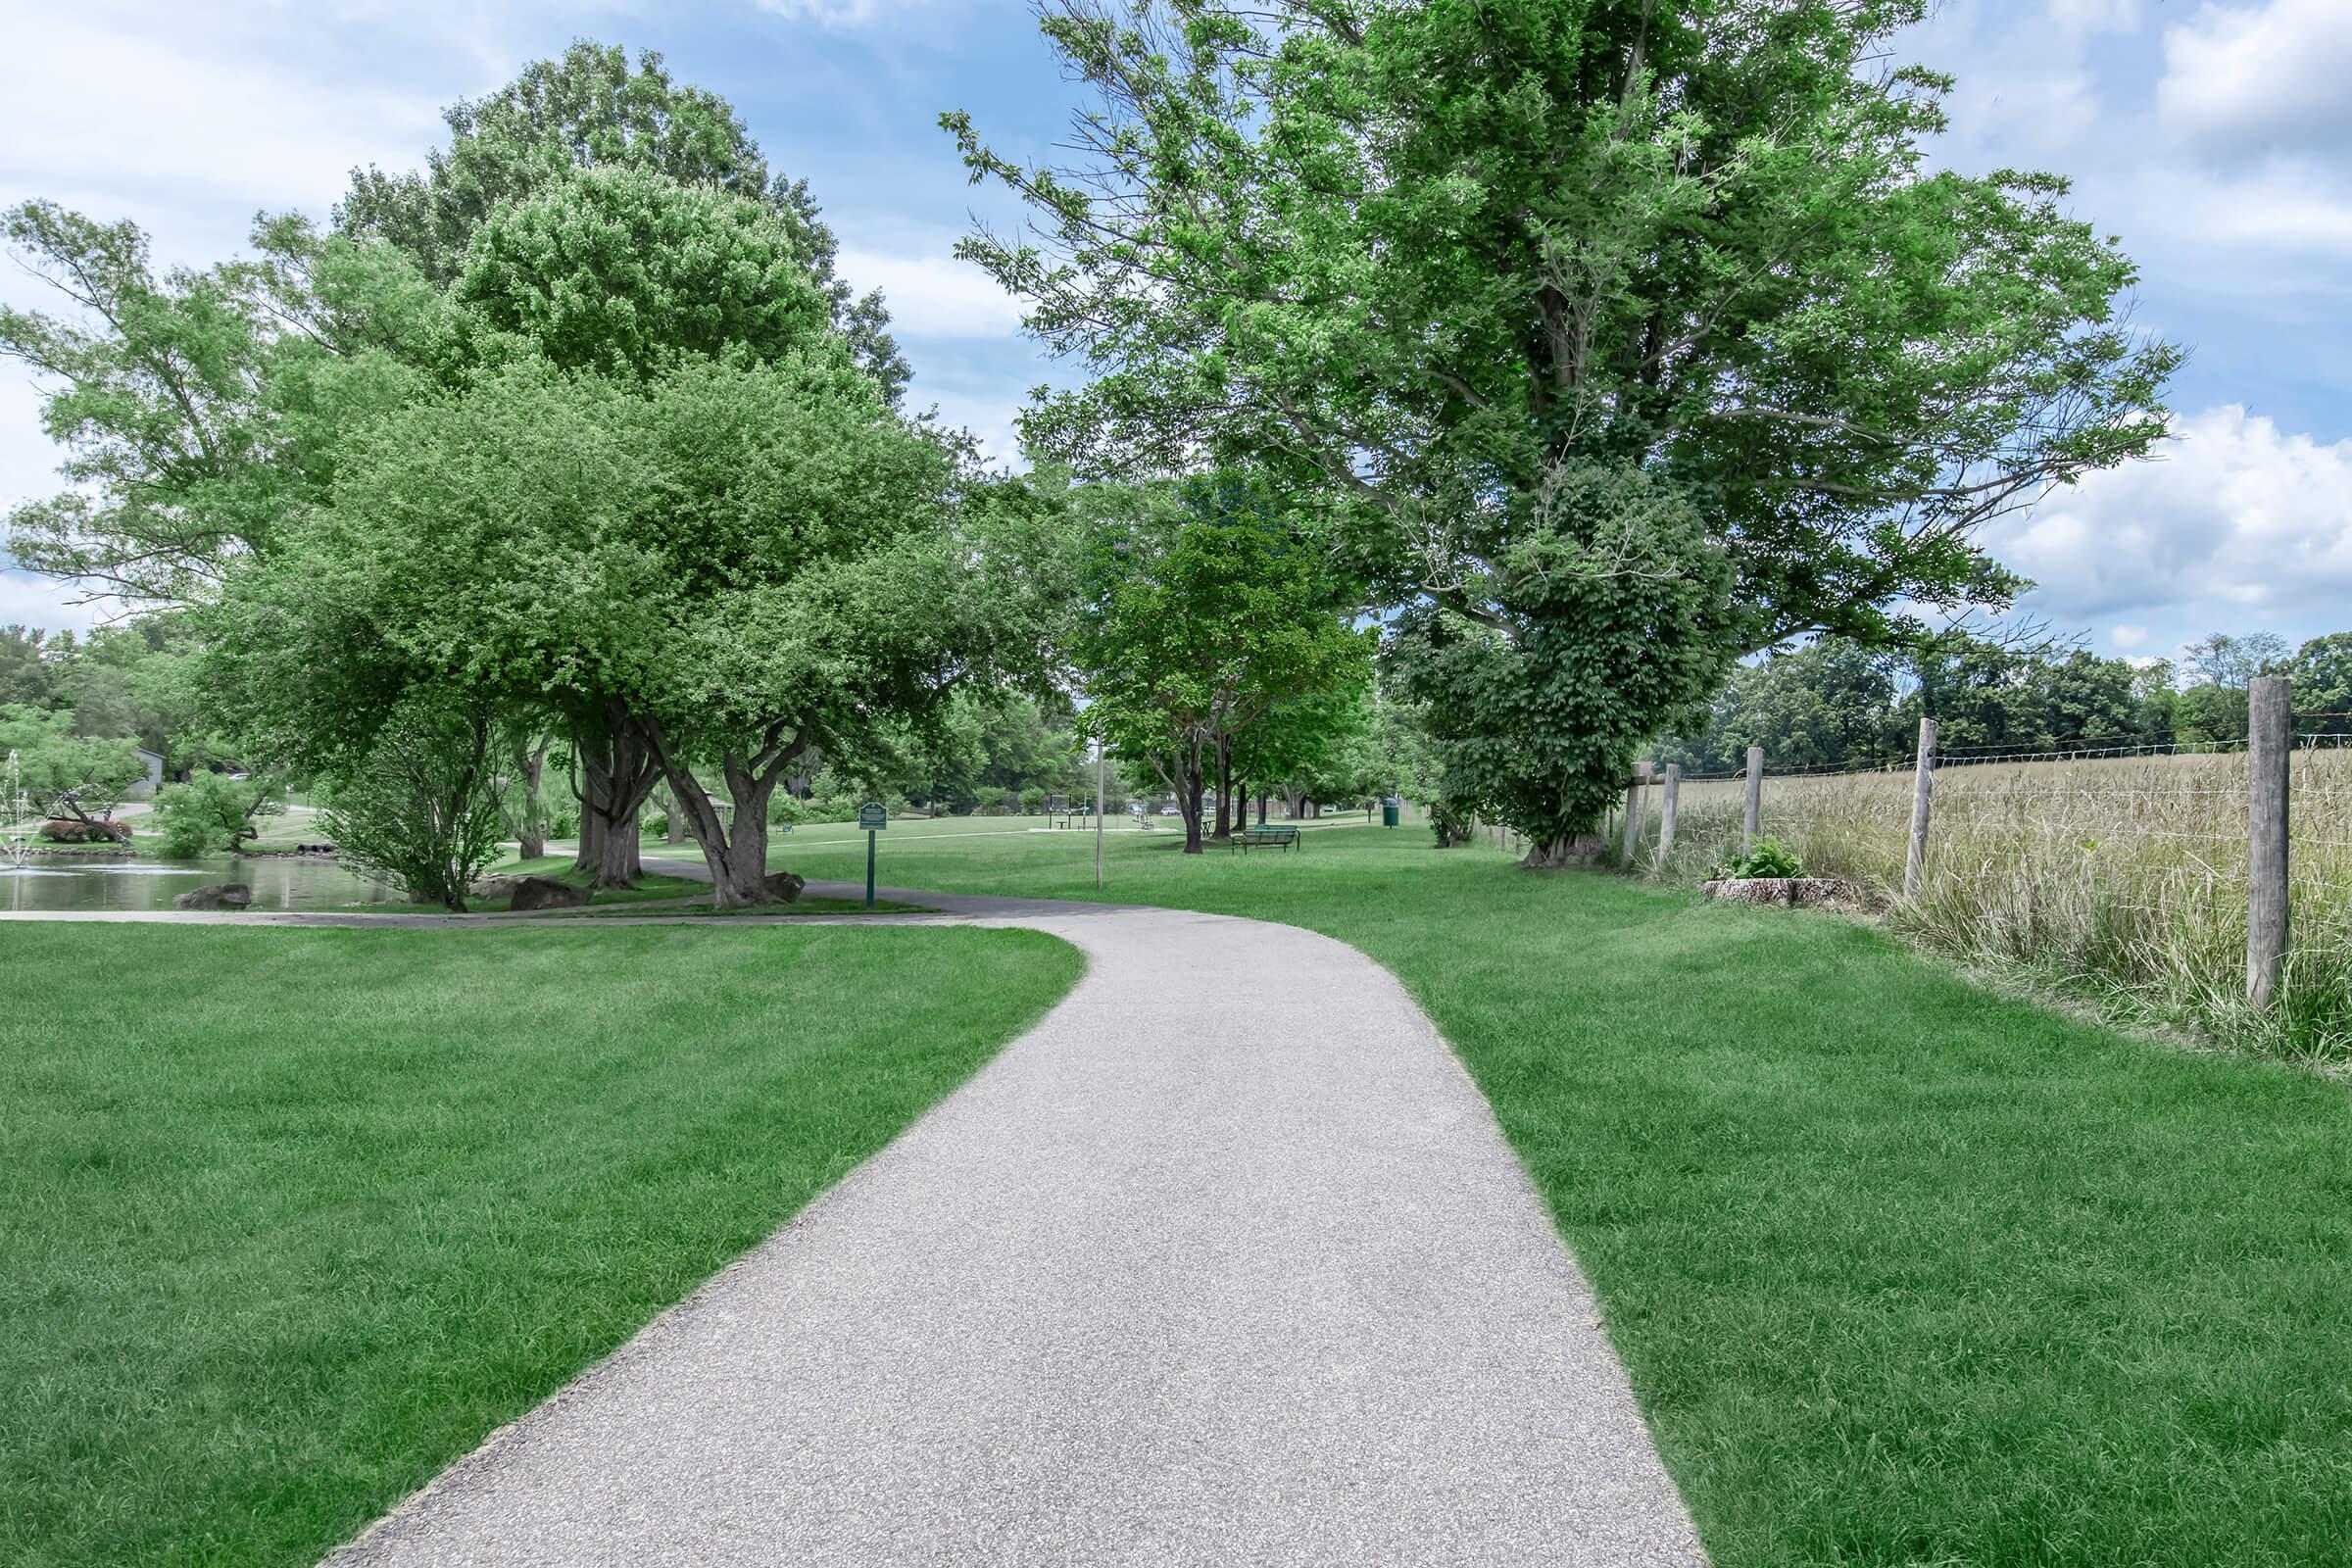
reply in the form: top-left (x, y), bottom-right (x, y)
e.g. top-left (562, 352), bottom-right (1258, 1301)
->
top-left (341, 41), bottom-right (909, 398)
top-left (951, 0), bottom-right (2179, 858)
top-left (453, 166), bottom-right (834, 378)
top-left (1073, 473), bottom-right (1373, 851)
top-left (209, 349), bottom-right (998, 904)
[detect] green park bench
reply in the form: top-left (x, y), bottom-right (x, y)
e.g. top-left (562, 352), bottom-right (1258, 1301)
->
top-left (1232, 824), bottom-right (1300, 853)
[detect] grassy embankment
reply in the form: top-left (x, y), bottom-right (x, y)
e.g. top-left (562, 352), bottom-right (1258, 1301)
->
top-left (1, 921), bottom-right (1081, 1568)
top-left (1649, 750), bottom-right (2352, 1062)
top-left (766, 816), bottom-right (2352, 1567)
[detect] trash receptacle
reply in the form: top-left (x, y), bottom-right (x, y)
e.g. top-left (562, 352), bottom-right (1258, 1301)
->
top-left (1382, 797), bottom-right (1400, 828)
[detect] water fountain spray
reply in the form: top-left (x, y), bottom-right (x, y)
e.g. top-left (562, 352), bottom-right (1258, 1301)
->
top-left (4, 749), bottom-right (32, 871)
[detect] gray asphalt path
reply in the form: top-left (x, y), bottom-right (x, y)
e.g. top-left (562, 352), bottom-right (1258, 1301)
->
top-left (5, 876), bottom-right (1704, 1563)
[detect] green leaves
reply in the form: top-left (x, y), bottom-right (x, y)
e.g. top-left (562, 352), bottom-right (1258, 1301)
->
top-left (341, 40), bottom-right (909, 400)
top-left (0, 704), bottom-right (143, 822)
top-left (1072, 471), bottom-right (1373, 793)
top-left (454, 167), bottom-right (834, 380)
top-left (954, 0), bottom-right (2180, 848)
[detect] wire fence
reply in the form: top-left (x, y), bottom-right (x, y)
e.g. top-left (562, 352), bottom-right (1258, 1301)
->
top-left (1628, 685), bottom-right (2352, 1062)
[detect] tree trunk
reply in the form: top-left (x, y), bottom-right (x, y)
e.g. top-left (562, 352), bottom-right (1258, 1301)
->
top-left (1521, 830), bottom-right (1606, 868)
top-left (643, 720), bottom-right (806, 908)
top-left (571, 713), bottom-right (660, 888)
top-left (574, 804), bottom-right (603, 873)
top-left (516, 740), bottom-right (548, 861)
top-left (663, 785), bottom-right (686, 846)
top-left (1284, 785), bottom-right (1305, 820)
top-left (1214, 737), bottom-right (1234, 839)
top-left (1180, 738), bottom-right (1207, 855)
top-left (1256, 791), bottom-right (1268, 826)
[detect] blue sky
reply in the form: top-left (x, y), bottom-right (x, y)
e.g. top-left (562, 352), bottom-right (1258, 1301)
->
top-left (3, 0), bottom-right (2347, 666)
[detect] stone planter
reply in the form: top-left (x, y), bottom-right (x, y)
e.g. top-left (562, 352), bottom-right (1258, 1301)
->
top-left (1702, 876), bottom-right (1857, 908)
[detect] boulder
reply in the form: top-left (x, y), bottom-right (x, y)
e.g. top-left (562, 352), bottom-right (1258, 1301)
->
top-left (172, 882), bottom-right (252, 911)
top-left (467, 874), bottom-right (525, 902)
top-left (40, 817), bottom-right (129, 844)
top-left (1702, 876), bottom-right (1857, 909)
top-left (762, 871), bottom-right (808, 905)
top-left (508, 875), bottom-right (590, 912)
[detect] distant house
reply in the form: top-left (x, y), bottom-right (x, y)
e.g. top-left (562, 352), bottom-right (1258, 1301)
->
top-left (130, 748), bottom-right (166, 800)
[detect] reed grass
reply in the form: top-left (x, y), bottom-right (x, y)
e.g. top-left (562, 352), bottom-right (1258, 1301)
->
top-left (1643, 748), bottom-right (2352, 1064)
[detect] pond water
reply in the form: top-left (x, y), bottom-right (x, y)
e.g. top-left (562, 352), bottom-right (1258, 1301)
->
top-left (0, 856), bottom-right (402, 913)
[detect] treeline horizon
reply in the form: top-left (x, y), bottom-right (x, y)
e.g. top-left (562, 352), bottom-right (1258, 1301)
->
top-left (1659, 629), bottom-right (2352, 777)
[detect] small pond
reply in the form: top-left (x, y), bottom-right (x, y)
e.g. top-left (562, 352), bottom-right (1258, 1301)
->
top-left (0, 855), bottom-right (402, 913)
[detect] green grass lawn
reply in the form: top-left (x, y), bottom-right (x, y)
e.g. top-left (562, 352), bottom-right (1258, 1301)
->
top-left (766, 819), bottom-right (2352, 1566)
top-left (0, 921), bottom-right (1082, 1568)
top-left (424, 854), bottom-right (712, 912)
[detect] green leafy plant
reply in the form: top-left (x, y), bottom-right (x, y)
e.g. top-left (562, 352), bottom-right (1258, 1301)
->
top-left (151, 771), bottom-right (282, 859)
top-left (1722, 839), bottom-right (1805, 880)
top-left (321, 700), bottom-right (508, 910)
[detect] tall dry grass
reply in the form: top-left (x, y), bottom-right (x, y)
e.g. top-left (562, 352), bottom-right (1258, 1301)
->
top-left (1641, 748), bottom-right (2352, 1064)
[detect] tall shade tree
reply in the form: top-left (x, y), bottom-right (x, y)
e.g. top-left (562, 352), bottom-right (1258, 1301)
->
top-left (439, 164), bottom-right (843, 882)
top-left (340, 40), bottom-right (909, 399)
top-left (1074, 474), bottom-right (1374, 853)
top-left (2289, 634), bottom-right (2352, 722)
top-left (213, 356), bottom-right (1010, 906)
top-left (948, 0), bottom-right (2179, 861)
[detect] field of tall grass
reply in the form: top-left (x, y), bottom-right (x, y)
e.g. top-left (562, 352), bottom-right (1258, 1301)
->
top-left (1642, 747), bottom-right (2352, 1064)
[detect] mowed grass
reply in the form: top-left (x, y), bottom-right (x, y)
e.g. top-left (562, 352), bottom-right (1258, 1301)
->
top-left (471, 853), bottom-right (710, 907)
top-left (770, 819), bottom-right (2352, 1565)
top-left (0, 921), bottom-right (1082, 1568)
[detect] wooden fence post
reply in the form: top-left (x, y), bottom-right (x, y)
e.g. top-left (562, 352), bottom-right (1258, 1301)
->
top-left (1656, 763), bottom-right (1680, 870)
top-left (1743, 746), bottom-right (1764, 854)
top-left (2248, 675), bottom-right (2291, 1009)
top-left (1905, 716), bottom-right (1938, 900)
top-left (1621, 760), bottom-right (1651, 863)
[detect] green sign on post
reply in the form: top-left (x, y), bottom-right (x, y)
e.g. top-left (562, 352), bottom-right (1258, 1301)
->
top-left (858, 802), bottom-right (886, 906)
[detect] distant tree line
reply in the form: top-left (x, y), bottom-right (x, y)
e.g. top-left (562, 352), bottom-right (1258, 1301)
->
top-left (1660, 630), bottom-right (2352, 775)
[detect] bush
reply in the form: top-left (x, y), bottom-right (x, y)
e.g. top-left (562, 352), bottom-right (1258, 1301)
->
top-left (542, 796), bottom-right (581, 839)
top-left (151, 772), bottom-right (281, 859)
top-left (323, 702), bottom-right (509, 910)
top-left (1018, 786), bottom-right (1046, 815)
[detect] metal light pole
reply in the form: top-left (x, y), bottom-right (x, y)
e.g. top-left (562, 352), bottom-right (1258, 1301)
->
top-left (1095, 738), bottom-right (1105, 891)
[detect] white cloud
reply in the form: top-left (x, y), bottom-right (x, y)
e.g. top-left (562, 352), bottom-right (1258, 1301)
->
top-left (756, 0), bottom-right (918, 24)
top-left (1989, 405), bottom-right (2352, 625)
top-left (0, 12), bottom-right (443, 239)
top-left (2049, 0), bottom-right (2140, 34)
top-left (2111, 624), bottom-right (2148, 649)
top-left (0, 570), bottom-right (111, 635)
top-left (835, 248), bottom-right (1025, 337)
top-left (2158, 0), bottom-right (2352, 162)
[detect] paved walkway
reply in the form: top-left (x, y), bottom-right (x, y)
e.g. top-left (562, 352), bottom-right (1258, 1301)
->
top-left (7, 876), bottom-right (1704, 1563)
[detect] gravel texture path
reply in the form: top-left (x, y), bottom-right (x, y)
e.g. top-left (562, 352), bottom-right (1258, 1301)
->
top-left (5, 873), bottom-right (1704, 1564)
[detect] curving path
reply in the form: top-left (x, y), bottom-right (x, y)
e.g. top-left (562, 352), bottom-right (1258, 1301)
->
top-left (7, 876), bottom-right (1704, 1564)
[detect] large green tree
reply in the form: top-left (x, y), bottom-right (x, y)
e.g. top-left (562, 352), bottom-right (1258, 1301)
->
top-left (214, 355), bottom-right (1004, 906)
top-left (454, 164), bottom-right (834, 378)
top-left (1074, 474), bottom-right (1373, 852)
top-left (431, 164), bottom-right (857, 885)
top-left (949, 0), bottom-right (2178, 860)
top-left (0, 705), bottom-right (143, 826)
top-left (341, 41), bottom-right (909, 399)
